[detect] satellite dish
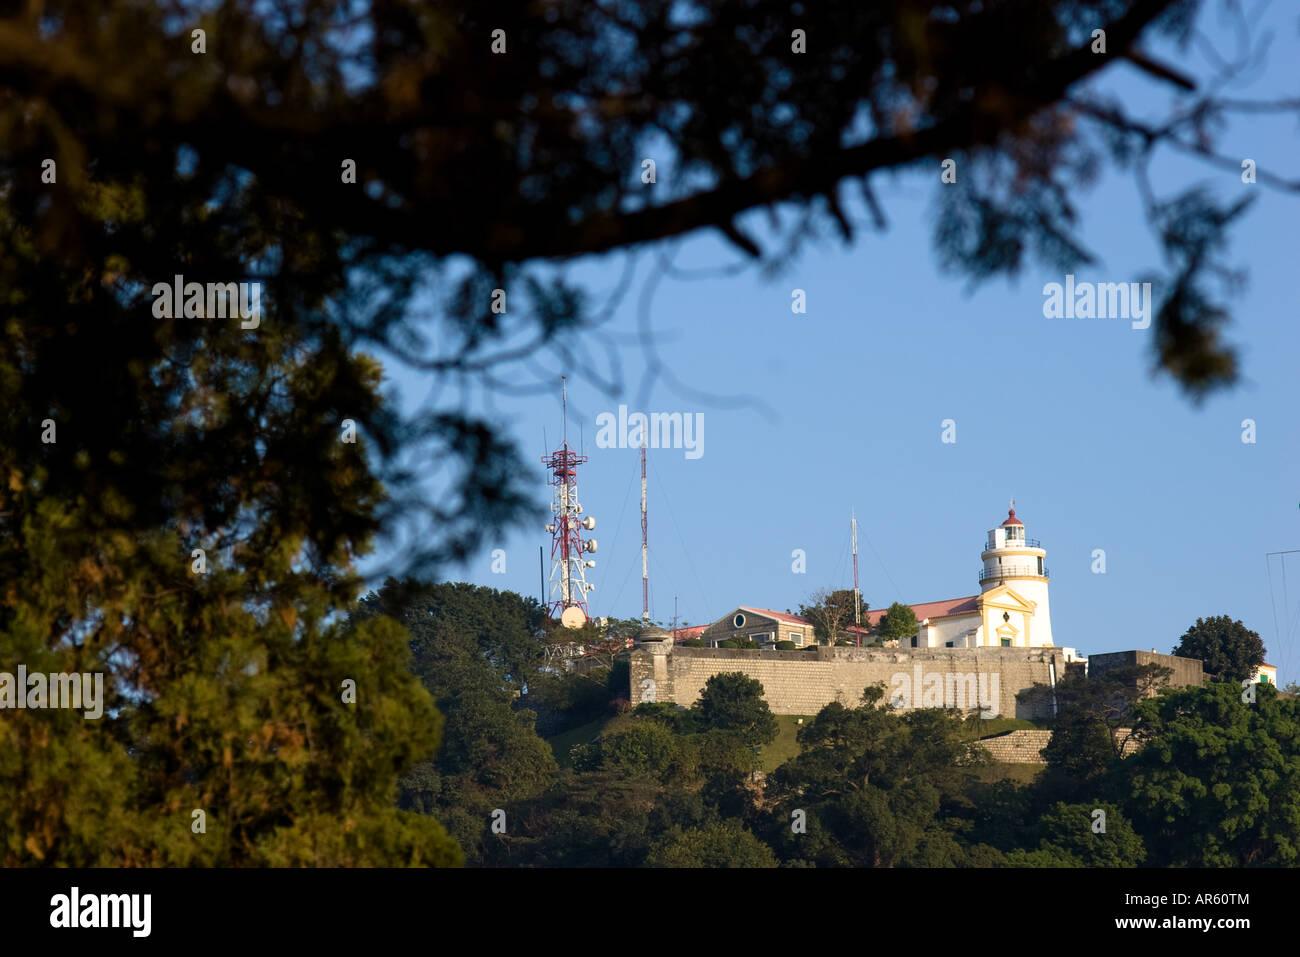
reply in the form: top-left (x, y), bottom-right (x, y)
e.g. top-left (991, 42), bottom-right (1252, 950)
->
top-left (586, 538), bottom-right (598, 552)
top-left (560, 606), bottom-right (587, 629)
top-left (582, 516), bottom-right (596, 530)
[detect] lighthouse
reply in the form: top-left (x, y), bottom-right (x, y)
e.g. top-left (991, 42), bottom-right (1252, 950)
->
top-left (978, 502), bottom-right (1054, 648)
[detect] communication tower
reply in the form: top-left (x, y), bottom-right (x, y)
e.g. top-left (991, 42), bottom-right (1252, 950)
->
top-left (543, 377), bottom-right (597, 628)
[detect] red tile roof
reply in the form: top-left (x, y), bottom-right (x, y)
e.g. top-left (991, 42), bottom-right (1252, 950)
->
top-left (672, 625), bottom-right (707, 640)
top-left (739, 607), bottom-right (813, 626)
top-left (864, 596), bottom-right (979, 626)
top-left (1002, 507), bottom-right (1023, 526)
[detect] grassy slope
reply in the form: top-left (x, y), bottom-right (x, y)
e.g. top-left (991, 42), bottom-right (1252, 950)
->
top-left (761, 714), bottom-right (813, 772)
top-left (973, 762), bottom-right (1044, 785)
top-left (546, 717), bottom-right (614, 767)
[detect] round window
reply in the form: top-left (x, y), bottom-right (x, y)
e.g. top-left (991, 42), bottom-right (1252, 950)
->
top-left (733, 614), bottom-right (746, 628)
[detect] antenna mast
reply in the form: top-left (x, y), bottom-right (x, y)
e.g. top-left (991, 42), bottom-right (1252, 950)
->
top-left (641, 437), bottom-right (649, 623)
top-left (852, 508), bottom-right (861, 647)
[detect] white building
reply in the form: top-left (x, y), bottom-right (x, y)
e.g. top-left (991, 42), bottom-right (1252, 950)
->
top-left (1249, 663), bottom-right (1279, 686)
top-left (868, 504), bottom-right (1062, 651)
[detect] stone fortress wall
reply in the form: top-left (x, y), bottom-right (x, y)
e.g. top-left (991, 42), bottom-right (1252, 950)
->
top-left (629, 641), bottom-right (1198, 763)
top-left (629, 643), bottom-right (1066, 720)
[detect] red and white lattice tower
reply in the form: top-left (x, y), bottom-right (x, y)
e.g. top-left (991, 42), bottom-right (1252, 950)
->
top-left (543, 377), bottom-right (597, 628)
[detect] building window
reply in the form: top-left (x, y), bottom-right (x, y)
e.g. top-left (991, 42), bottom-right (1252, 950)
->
top-left (788, 631), bottom-right (802, 645)
top-left (1261, 674), bottom-right (1270, 684)
top-left (1000, 638), bottom-right (1011, 647)
top-left (1037, 557), bottom-right (1044, 576)
top-left (733, 613), bottom-right (746, 628)
top-left (751, 632), bottom-right (772, 644)
top-left (1007, 525), bottom-right (1023, 542)
top-left (945, 641), bottom-right (954, 648)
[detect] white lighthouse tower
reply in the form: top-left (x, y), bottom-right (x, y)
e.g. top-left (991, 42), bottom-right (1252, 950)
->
top-left (978, 502), bottom-right (1054, 648)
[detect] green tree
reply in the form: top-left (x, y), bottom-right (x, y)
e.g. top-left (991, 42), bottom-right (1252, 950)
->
top-left (764, 688), bottom-right (987, 867)
top-left (1118, 681), bottom-right (1300, 866)
top-left (477, 770), bottom-right (662, 868)
top-left (591, 721), bottom-right (697, 784)
top-left (1172, 615), bottom-right (1266, 684)
top-left (691, 673), bottom-right (778, 749)
top-left (0, 339), bottom-right (462, 865)
top-left (353, 579), bottom-right (556, 862)
top-left (1002, 848), bottom-right (1084, 867)
top-left (1005, 802), bottom-right (1145, 867)
top-left (647, 821), bottom-right (778, 868)
top-left (1025, 664), bottom-right (1171, 800)
top-left (876, 602), bottom-right (919, 643)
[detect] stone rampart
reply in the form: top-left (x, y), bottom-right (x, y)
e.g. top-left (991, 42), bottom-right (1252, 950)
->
top-left (630, 644), bottom-right (1064, 720)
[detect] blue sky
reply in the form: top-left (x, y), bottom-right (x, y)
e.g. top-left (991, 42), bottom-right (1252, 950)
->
top-left (373, 5), bottom-right (1300, 683)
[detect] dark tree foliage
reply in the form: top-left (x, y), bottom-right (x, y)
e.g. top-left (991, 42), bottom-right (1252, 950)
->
top-left (352, 579), bottom-right (556, 861)
top-left (477, 769), bottom-right (662, 868)
top-left (0, 0), bottom-right (1289, 594)
top-left (691, 672), bottom-right (779, 748)
top-left (1172, 615), bottom-right (1266, 684)
top-left (1003, 802), bottom-right (1146, 867)
top-left (1118, 681), bottom-right (1300, 866)
top-left (357, 578), bottom-right (547, 690)
top-left (582, 720), bottom-right (696, 784)
top-left (763, 687), bottom-right (989, 867)
top-left (646, 821), bottom-right (778, 868)
top-left (1023, 663), bottom-right (1172, 801)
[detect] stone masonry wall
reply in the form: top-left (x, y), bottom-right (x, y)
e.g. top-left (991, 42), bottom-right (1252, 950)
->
top-left (630, 644), bottom-right (1064, 720)
top-left (1088, 650), bottom-right (1204, 691)
top-left (976, 727), bottom-right (1142, 764)
top-left (977, 730), bottom-right (1052, 763)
